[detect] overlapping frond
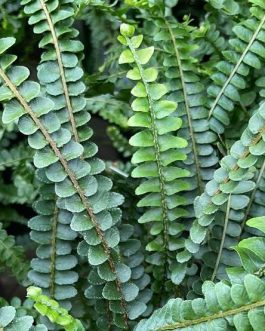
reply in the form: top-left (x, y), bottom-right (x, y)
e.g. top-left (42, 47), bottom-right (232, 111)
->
top-left (118, 24), bottom-right (192, 286)
top-left (28, 200), bottom-right (78, 310)
top-left (0, 37), bottom-right (148, 329)
top-left (22, 0), bottom-right (85, 143)
top-left (179, 102), bottom-right (265, 286)
top-left (136, 274), bottom-right (265, 331)
top-left (27, 286), bottom-right (84, 331)
top-left (208, 0), bottom-right (265, 133)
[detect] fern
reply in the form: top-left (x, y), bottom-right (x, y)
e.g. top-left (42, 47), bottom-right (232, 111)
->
top-left (28, 200), bottom-right (78, 309)
top-left (142, 12), bottom-right (219, 284)
top-left (87, 94), bottom-right (131, 129)
top-left (22, 0), bottom-right (85, 143)
top-left (136, 273), bottom-right (265, 331)
top-left (181, 101), bottom-right (265, 284)
top-left (0, 36), bottom-right (148, 328)
top-left (0, 224), bottom-right (29, 283)
top-left (3, 1), bottom-right (265, 330)
top-left (107, 126), bottom-right (133, 158)
top-left (21, 0), bottom-right (149, 324)
top-left (208, 0), bottom-right (265, 133)
top-left (153, 16), bottom-right (219, 194)
top-left (137, 216), bottom-right (265, 330)
top-left (118, 24), bottom-right (192, 286)
top-left (0, 305), bottom-right (47, 331)
top-left (27, 286), bottom-right (84, 331)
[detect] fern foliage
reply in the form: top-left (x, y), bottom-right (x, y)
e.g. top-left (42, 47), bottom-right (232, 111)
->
top-left (22, 0), bottom-right (85, 143)
top-left (0, 305), bottom-right (47, 331)
top-left (0, 224), bottom-right (29, 283)
top-left (137, 216), bottom-right (265, 330)
top-left (27, 286), bottom-right (84, 331)
top-left (184, 101), bottom-right (265, 284)
top-left (208, 0), bottom-right (265, 133)
top-left (0, 34), bottom-right (148, 328)
top-left (3, 1), bottom-right (265, 331)
top-left (28, 202), bottom-right (78, 309)
top-left (136, 273), bottom-right (265, 331)
top-left (154, 16), bottom-right (218, 191)
top-left (118, 24), bottom-right (192, 286)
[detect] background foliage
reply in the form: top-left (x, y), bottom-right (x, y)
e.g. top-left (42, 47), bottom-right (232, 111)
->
top-left (1, 0), bottom-right (265, 330)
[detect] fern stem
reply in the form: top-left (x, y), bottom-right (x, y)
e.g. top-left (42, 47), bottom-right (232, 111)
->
top-left (165, 19), bottom-right (204, 194)
top-left (211, 194), bottom-right (231, 281)
top-left (0, 67), bottom-right (129, 328)
top-left (156, 299), bottom-right (265, 330)
top-left (208, 14), bottom-right (265, 120)
top-left (39, 0), bottom-right (79, 143)
top-left (49, 205), bottom-right (59, 298)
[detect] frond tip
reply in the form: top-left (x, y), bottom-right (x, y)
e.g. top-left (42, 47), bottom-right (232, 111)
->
top-left (27, 286), bottom-right (85, 331)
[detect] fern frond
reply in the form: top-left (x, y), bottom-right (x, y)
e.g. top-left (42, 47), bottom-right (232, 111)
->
top-left (22, 0), bottom-right (85, 143)
top-left (205, 0), bottom-right (241, 16)
top-left (118, 24), bottom-right (192, 286)
top-left (181, 101), bottom-right (265, 284)
top-left (107, 126), bottom-right (133, 158)
top-left (154, 17), bottom-right (219, 193)
top-left (0, 224), bottom-right (29, 283)
top-left (136, 274), bottom-right (265, 331)
top-left (27, 286), bottom-right (84, 331)
top-left (0, 144), bottom-right (32, 170)
top-left (87, 94), bottom-right (131, 129)
top-left (28, 197), bottom-right (78, 310)
top-left (0, 37), bottom-right (147, 328)
top-left (208, 0), bottom-right (265, 133)
top-left (193, 22), bottom-right (227, 67)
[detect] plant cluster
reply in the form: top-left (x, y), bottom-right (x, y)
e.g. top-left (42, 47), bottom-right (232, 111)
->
top-left (1, 0), bottom-right (265, 330)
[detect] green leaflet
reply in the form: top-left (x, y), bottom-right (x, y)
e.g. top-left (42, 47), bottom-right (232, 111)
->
top-left (27, 287), bottom-right (84, 331)
top-left (230, 216), bottom-right (265, 277)
top-left (206, 0), bottom-right (240, 15)
top-left (118, 24), bottom-right (190, 286)
top-left (207, 0), bottom-right (265, 134)
top-left (0, 305), bottom-right (47, 331)
top-left (135, 274), bottom-right (265, 331)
